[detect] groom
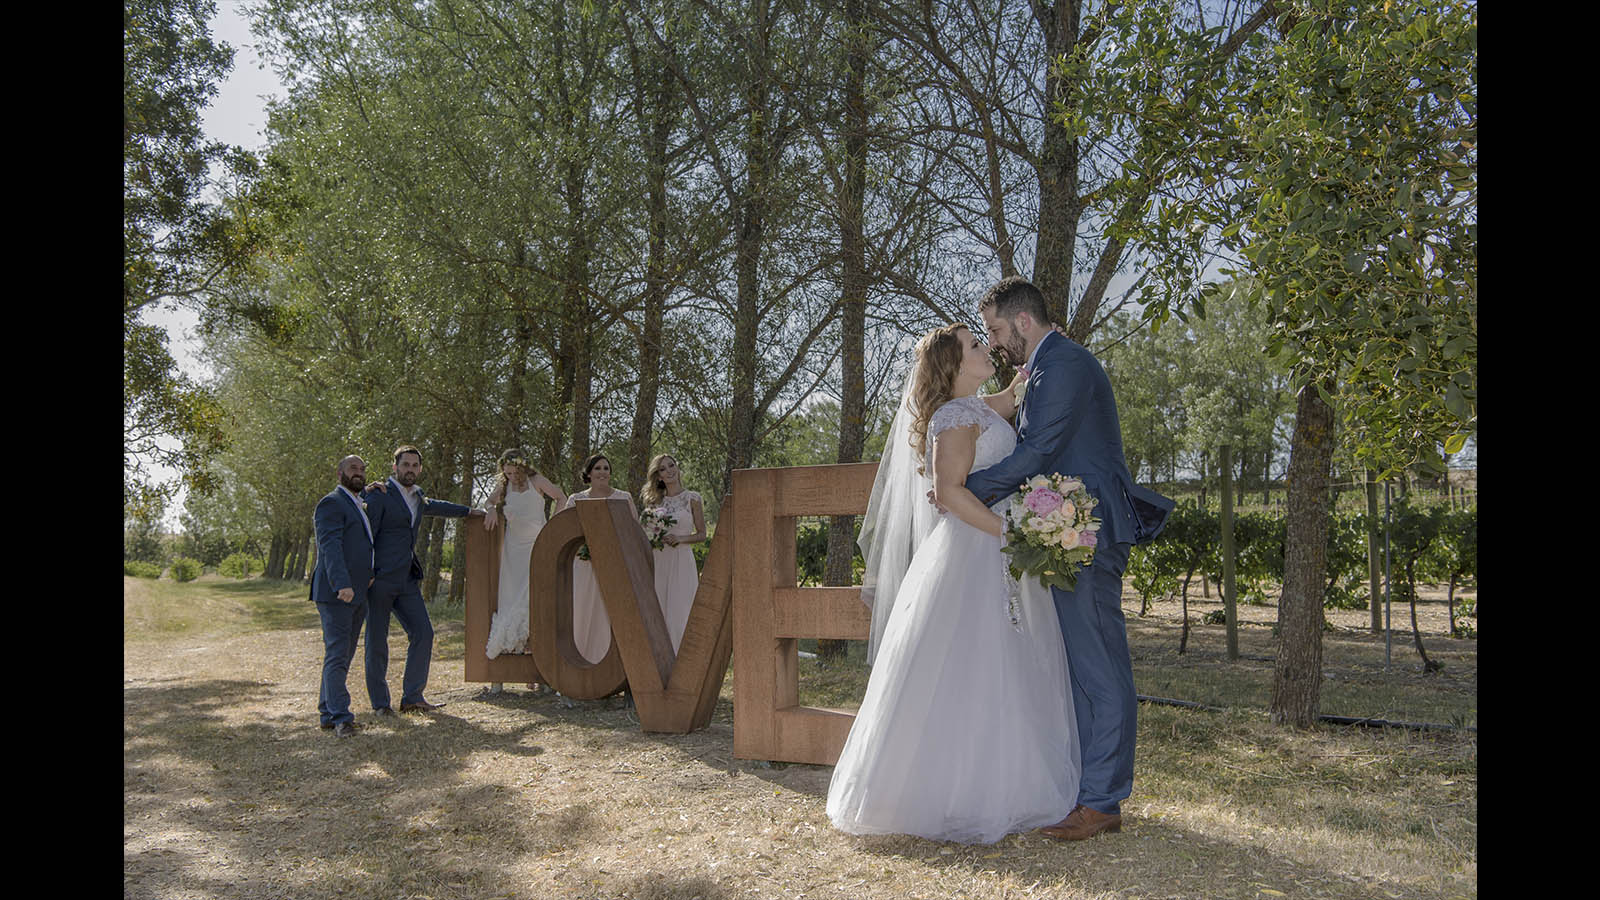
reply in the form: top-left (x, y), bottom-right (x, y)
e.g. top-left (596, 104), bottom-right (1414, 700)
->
top-left (362, 445), bottom-right (483, 714)
top-left (964, 276), bottom-right (1174, 840)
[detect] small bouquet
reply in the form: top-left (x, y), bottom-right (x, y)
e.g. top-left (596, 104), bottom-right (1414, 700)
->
top-left (640, 507), bottom-right (678, 550)
top-left (1000, 474), bottom-right (1101, 626)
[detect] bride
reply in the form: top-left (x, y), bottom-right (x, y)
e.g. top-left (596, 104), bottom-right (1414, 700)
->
top-left (826, 322), bottom-right (1080, 844)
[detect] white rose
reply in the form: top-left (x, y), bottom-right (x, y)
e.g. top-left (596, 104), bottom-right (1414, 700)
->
top-left (1058, 527), bottom-right (1080, 548)
top-left (1027, 475), bottom-right (1050, 491)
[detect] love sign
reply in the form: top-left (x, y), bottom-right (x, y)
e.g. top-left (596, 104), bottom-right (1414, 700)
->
top-left (463, 463), bottom-right (878, 763)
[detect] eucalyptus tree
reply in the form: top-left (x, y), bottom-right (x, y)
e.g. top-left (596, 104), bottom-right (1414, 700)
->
top-left (861, 0), bottom-right (1282, 343)
top-left (1127, 0), bottom-right (1477, 725)
top-left (1176, 278), bottom-right (1292, 501)
top-left (198, 324), bottom-right (362, 579)
top-left (626, 0), bottom-right (858, 495)
top-left (1097, 309), bottom-right (1186, 486)
top-left (124, 0), bottom-right (255, 503)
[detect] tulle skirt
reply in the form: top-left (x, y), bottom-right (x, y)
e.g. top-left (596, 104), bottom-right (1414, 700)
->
top-left (486, 528), bottom-right (538, 659)
top-left (826, 509), bottom-right (1080, 844)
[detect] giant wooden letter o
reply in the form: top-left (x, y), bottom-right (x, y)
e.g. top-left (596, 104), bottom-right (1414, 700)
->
top-left (526, 504), bottom-right (631, 700)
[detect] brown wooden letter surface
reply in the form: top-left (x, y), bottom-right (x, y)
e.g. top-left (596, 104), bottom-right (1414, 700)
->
top-left (731, 463), bottom-right (878, 765)
top-left (466, 496), bottom-right (734, 733)
top-left (462, 516), bottom-right (544, 687)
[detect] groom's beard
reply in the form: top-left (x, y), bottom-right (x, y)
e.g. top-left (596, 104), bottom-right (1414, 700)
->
top-left (396, 471), bottom-right (418, 487)
top-left (340, 473), bottom-right (366, 492)
top-left (1001, 334), bottom-right (1028, 366)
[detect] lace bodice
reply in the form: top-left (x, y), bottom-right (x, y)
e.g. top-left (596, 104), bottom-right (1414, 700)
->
top-left (501, 484), bottom-right (546, 540)
top-left (648, 490), bottom-right (701, 536)
top-left (927, 395), bottom-right (1015, 475)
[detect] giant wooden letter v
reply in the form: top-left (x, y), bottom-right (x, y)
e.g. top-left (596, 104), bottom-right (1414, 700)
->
top-left (526, 496), bottom-right (734, 732)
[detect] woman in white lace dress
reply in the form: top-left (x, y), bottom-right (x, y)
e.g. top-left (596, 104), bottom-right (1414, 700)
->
top-left (826, 323), bottom-right (1080, 844)
top-left (481, 448), bottom-right (567, 693)
top-left (639, 454), bottom-right (706, 654)
top-left (562, 454), bottom-right (636, 664)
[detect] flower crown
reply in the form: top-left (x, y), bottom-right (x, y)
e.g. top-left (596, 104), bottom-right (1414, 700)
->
top-left (502, 456), bottom-right (531, 470)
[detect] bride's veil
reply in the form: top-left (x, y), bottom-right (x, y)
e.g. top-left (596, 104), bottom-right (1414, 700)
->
top-left (857, 368), bottom-right (940, 664)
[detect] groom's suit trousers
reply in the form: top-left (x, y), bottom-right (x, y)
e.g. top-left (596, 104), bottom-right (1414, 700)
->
top-left (1051, 539), bottom-right (1136, 816)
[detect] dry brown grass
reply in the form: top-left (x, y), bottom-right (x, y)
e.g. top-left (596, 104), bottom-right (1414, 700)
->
top-left (125, 574), bottom-right (1475, 900)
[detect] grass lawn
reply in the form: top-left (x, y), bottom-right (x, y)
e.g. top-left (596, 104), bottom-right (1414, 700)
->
top-left (125, 573), bottom-right (1475, 899)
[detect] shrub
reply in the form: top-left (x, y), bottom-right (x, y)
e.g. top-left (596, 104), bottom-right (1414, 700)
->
top-left (218, 553), bottom-right (262, 579)
top-left (124, 560), bottom-right (162, 578)
top-left (169, 557), bottom-right (203, 582)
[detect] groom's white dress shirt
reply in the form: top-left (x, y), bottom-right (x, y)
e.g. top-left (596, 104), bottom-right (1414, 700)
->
top-left (390, 476), bottom-right (422, 526)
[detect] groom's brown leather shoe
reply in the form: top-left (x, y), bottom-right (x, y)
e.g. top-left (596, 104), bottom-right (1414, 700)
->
top-left (400, 700), bottom-right (445, 713)
top-left (1039, 805), bottom-right (1122, 841)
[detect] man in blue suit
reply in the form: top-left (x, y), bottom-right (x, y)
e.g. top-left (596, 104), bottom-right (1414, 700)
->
top-left (312, 455), bottom-right (377, 738)
top-left (965, 276), bottom-right (1175, 840)
top-left (361, 445), bottom-right (483, 714)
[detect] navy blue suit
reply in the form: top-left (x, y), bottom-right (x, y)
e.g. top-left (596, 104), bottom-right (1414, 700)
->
top-left (965, 330), bottom-right (1174, 816)
top-left (311, 486), bottom-right (375, 727)
top-left (360, 477), bottom-right (472, 709)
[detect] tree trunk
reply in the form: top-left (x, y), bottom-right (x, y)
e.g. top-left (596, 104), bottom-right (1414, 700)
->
top-left (1030, 0), bottom-right (1080, 328)
top-left (1447, 573), bottom-right (1458, 636)
top-left (627, 62), bottom-right (673, 498)
top-left (820, 0), bottom-right (871, 663)
top-left (448, 445), bottom-right (476, 606)
top-left (284, 533), bottom-right (301, 584)
top-left (422, 516), bottom-right (447, 604)
top-left (296, 528), bottom-right (313, 582)
top-left (1270, 378), bottom-right (1336, 728)
top-left (1366, 469), bottom-right (1383, 634)
top-left (565, 154), bottom-right (593, 486)
top-left (1178, 565), bottom-right (1195, 655)
top-left (721, 65), bottom-right (769, 496)
top-left (266, 533), bottom-right (287, 580)
top-left (1405, 559), bottom-right (1439, 673)
top-left (1220, 443), bottom-right (1238, 661)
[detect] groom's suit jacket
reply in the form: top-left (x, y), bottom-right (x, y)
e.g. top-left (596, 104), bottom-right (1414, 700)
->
top-left (364, 477), bottom-right (472, 587)
top-left (310, 487), bottom-right (375, 605)
top-left (966, 330), bottom-right (1174, 550)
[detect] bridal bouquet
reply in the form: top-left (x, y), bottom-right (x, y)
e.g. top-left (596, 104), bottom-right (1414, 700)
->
top-left (640, 507), bottom-right (678, 550)
top-left (1000, 474), bottom-right (1101, 624)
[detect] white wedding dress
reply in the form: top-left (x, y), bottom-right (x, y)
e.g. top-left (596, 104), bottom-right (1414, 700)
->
top-left (486, 484), bottom-right (546, 659)
top-left (826, 395), bottom-right (1080, 844)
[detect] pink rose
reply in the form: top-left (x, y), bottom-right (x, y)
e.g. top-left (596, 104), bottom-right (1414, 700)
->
top-left (1080, 531), bottom-right (1097, 547)
top-left (1025, 488), bottom-right (1063, 516)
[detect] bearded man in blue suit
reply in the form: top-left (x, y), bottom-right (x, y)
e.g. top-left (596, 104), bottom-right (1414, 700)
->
top-left (361, 445), bottom-right (485, 714)
top-left (311, 455), bottom-right (377, 738)
top-left (964, 276), bottom-right (1175, 841)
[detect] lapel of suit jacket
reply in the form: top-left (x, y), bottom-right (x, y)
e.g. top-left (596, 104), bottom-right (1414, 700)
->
top-left (1019, 331), bottom-right (1060, 428)
top-left (339, 486), bottom-right (375, 547)
top-left (386, 476), bottom-right (417, 529)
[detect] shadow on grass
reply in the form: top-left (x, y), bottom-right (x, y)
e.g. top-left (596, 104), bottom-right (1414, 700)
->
top-left (841, 815), bottom-right (1438, 900)
top-left (123, 677), bottom-right (606, 899)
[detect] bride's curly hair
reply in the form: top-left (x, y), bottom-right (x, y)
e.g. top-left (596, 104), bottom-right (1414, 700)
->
top-left (907, 323), bottom-right (970, 475)
top-left (491, 448), bottom-right (537, 514)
